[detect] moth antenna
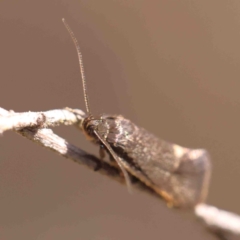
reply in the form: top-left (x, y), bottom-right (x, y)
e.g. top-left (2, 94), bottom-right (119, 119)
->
top-left (62, 18), bottom-right (132, 192)
top-left (62, 18), bottom-right (91, 115)
top-left (94, 130), bottom-right (133, 193)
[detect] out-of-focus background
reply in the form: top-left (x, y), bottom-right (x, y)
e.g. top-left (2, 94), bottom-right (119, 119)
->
top-left (1, 1), bottom-right (240, 239)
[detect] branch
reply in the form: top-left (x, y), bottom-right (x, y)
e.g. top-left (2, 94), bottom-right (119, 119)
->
top-left (0, 107), bottom-right (240, 239)
top-left (195, 204), bottom-right (240, 239)
top-left (0, 107), bottom-right (153, 192)
top-left (0, 107), bottom-right (85, 132)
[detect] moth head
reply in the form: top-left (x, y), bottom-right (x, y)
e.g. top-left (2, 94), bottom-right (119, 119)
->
top-left (81, 115), bottom-right (109, 143)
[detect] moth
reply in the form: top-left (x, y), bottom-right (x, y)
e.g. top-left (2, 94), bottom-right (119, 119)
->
top-left (62, 19), bottom-right (211, 208)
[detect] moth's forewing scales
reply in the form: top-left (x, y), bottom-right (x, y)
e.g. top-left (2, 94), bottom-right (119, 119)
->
top-left (168, 148), bottom-right (211, 207)
top-left (82, 114), bottom-right (211, 208)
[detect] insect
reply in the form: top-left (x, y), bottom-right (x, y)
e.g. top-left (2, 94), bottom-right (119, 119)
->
top-left (62, 19), bottom-right (211, 208)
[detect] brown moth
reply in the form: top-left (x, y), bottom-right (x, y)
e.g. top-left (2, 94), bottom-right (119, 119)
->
top-left (62, 19), bottom-right (211, 208)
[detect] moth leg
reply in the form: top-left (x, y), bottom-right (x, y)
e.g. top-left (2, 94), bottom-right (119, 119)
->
top-left (92, 144), bottom-right (106, 172)
top-left (94, 130), bottom-right (133, 193)
top-left (91, 145), bottom-right (105, 172)
top-left (99, 144), bottom-right (106, 159)
top-left (99, 144), bottom-right (116, 166)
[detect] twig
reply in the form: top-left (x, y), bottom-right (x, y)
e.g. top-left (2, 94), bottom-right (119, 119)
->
top-left (0, 107), bottom-right (240, 239)
top-left (0, 107), bottom-right (85, 133)
top-left (0, 107), bottom-right (154, 192)
top-left (195, 204), bottom-right (240, 239)
top-left (19, 127), bottom-right (125, 183)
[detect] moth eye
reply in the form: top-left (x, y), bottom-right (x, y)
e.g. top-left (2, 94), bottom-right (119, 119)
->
top-left (85, 120), bottom-right (100, 137)
top-left (86, 124), bottom-right (95, 135)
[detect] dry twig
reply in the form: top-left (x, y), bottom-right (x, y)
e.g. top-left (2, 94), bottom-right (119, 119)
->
top-left (0, 106), bottom-right (240, 240)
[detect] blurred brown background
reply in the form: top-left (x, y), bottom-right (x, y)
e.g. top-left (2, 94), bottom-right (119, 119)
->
top-left (1, 1), bottom-right (240, 239)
